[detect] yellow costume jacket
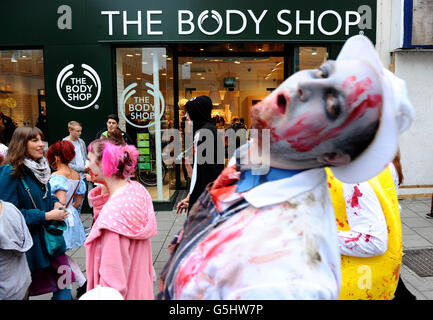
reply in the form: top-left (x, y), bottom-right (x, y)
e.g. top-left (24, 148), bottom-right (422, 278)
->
top-left (326, 167), bottom-right (402, 300)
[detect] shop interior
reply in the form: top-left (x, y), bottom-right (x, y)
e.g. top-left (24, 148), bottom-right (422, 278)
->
top-left (0, 49), bottom-right (46, 144)
top-left (116, 44), bottom-right (329, 202)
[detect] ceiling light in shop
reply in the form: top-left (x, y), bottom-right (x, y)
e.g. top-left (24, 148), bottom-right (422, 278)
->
top-left (201, 77), bottom-right (205, 79)
top-left (234, 61), bottom-right (240, 64)
top-left (125, 73), bottom-right (131, 76)
top-left (126, 54), bottom-right (134, 57)
top-left (162, 73), bottom-right (166, 76)
top-left (142, 61), bottom-right (148, 65)
top-left (136, 77), bottom-right (141, 80)
top-left (312, 48), bottom-right (317, 55)
top-left (200, 48), bottom-right (204, 51)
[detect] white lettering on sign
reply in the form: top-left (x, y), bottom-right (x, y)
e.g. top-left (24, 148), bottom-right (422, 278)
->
top-left (56, 64), bottom-right (101, 110)
top-left (57, 5), bottom-right (72, 30)
top-left (120, 82), bottom-right (165, 128)
top-left (317, 10), bottom-right (342, 36)
top-left (100, 7), bottom-right (371, 37)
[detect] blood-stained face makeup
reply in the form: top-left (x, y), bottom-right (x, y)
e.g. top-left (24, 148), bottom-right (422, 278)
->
top-left (251, 59), bottom-right (382, 167)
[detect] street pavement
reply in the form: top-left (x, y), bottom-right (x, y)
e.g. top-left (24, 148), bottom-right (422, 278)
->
top-left (30, 196), bottom-right (433, 300)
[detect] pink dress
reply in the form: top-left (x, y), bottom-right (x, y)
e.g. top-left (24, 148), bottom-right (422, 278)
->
top-left (85, 181), bottom-right (157, 300)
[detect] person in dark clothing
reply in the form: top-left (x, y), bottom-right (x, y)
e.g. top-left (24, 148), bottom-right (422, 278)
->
top-left (95, 114), bottom-right (134, 145)
top-left (0, 112), bottom-right (16, 145)
top-left (176, 96), bottom-right (224, 214)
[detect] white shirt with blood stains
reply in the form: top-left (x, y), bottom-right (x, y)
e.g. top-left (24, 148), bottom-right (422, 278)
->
top-left (337, 182), bottom-right (388, 257)
top-left (174, 168), bottom-right (342, 300)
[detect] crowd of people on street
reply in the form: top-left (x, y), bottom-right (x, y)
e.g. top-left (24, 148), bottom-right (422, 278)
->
top-left (0, 35), bottom-right (420, 300)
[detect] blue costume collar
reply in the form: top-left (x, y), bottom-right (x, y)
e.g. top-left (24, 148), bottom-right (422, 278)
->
top-left (236, 167), bottom-right (304, 193)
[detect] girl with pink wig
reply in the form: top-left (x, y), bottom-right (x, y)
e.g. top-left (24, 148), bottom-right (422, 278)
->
top-left (84, 139), bottom-right (157, 299)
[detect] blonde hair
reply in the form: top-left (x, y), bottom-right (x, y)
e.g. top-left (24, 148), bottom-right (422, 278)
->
top-left (68, 121), bottom-right (82, 129)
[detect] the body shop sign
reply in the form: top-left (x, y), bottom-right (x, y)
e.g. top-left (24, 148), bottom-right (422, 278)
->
top-left (120, 82), bottom-right (165, 128)
top-left (95, 2), bottom-right (375, 41)
top-left (56, 64), bottom-right (101, 110)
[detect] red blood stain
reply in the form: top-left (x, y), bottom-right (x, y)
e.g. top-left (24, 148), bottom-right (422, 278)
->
top-left (175, 209), bottom-right (260, 297)
top-left (286, 93), bottom-right (382, 152)
top-left (336, 218), bottom-right (345, 228)
top-left (365, 234), bottom-right (371, 242)
top-left (175, 227), bottom-right (243, 297)
top-left (347, 78), bottom-right (372, 106)
top-left (278, 76), bottom-right (382, 152)
top-left (255, 119), bottom-right (268, 129)
top-left (350, 185), bottom-right (363, 209)
top-left (342, 76), bottom-right (357, 90)
top-left (270, 128), bottom-right (282, 142)
top-left (344, 233), bottom-right (362, 244)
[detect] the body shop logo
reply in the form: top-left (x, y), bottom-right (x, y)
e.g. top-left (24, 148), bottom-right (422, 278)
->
top-left (56, 64), bottom-right (101, 110)
top-left (197, 10), bottom-right (223, 35)
top-left (119, 82), bottom-right (165, 128)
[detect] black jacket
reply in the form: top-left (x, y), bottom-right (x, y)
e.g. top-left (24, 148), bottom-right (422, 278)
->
top-left (188, 122), bottom-right (224, 211)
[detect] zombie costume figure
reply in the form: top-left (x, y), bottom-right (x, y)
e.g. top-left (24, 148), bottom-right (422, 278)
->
top-left (158, 35), bottom-right (414, 300)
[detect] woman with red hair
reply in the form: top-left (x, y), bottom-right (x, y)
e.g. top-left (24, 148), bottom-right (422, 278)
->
top-left (47, 140), bottom-right (87, 251)
top-left (84, 139), bottom-right (157, 299)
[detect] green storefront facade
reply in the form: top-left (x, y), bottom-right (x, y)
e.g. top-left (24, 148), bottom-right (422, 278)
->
top-left (0, 0), bottom-right (376, 208)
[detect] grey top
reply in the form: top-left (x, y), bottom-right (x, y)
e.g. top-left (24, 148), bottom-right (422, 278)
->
top-left (0, 200), bottom-right (33, 300)
top-left (63, 136), bottom-right (88, 174)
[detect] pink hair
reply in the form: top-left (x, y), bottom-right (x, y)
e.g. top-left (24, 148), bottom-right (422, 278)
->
top-left (89, 139), bottom-right (138, 179)
top-left (101, 143), bottom-right (138, 178)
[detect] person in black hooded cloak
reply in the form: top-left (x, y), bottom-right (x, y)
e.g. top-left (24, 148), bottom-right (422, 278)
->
top-left (176, 96), bottom-right (225, 214)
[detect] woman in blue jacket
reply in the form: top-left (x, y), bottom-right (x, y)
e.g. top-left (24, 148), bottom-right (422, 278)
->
top-left (0, 126), bottom-right (72, 299)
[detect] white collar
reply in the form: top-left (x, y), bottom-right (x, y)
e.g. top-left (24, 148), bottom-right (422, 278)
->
top-left (241, 168), bottom-right (326, 208)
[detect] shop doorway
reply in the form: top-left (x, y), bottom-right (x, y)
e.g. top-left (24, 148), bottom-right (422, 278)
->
top-left (178, 56), bottom-right (284, 130)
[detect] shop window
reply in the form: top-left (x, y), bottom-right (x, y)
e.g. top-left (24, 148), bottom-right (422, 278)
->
top-left (178, 55), bottom-right (283, 147)
top-left (294, 46), bottom-right (328, 72)
top-left (177, 43), bottom-right (284, 53)
top-left (116, 47), bottom-right (174, 201)
top-left (0, 49), bottom-right (45, 144)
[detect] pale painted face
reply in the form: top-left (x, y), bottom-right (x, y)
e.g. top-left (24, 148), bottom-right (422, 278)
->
top-left (87, 151), bottom-right (105, 183)
top-left (251, 59), bottom-right (383, 168)
top-left (26, 134), bottom-right (45, 160)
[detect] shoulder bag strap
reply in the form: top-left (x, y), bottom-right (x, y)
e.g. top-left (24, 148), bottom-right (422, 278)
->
top-left (21, 179), bottom-right (38, 209)
top-left (65, 179), bottom-right (80, 208)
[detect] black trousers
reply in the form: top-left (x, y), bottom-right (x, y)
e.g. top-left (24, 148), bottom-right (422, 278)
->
top-left (393, 276), bottom-right (416, 300)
